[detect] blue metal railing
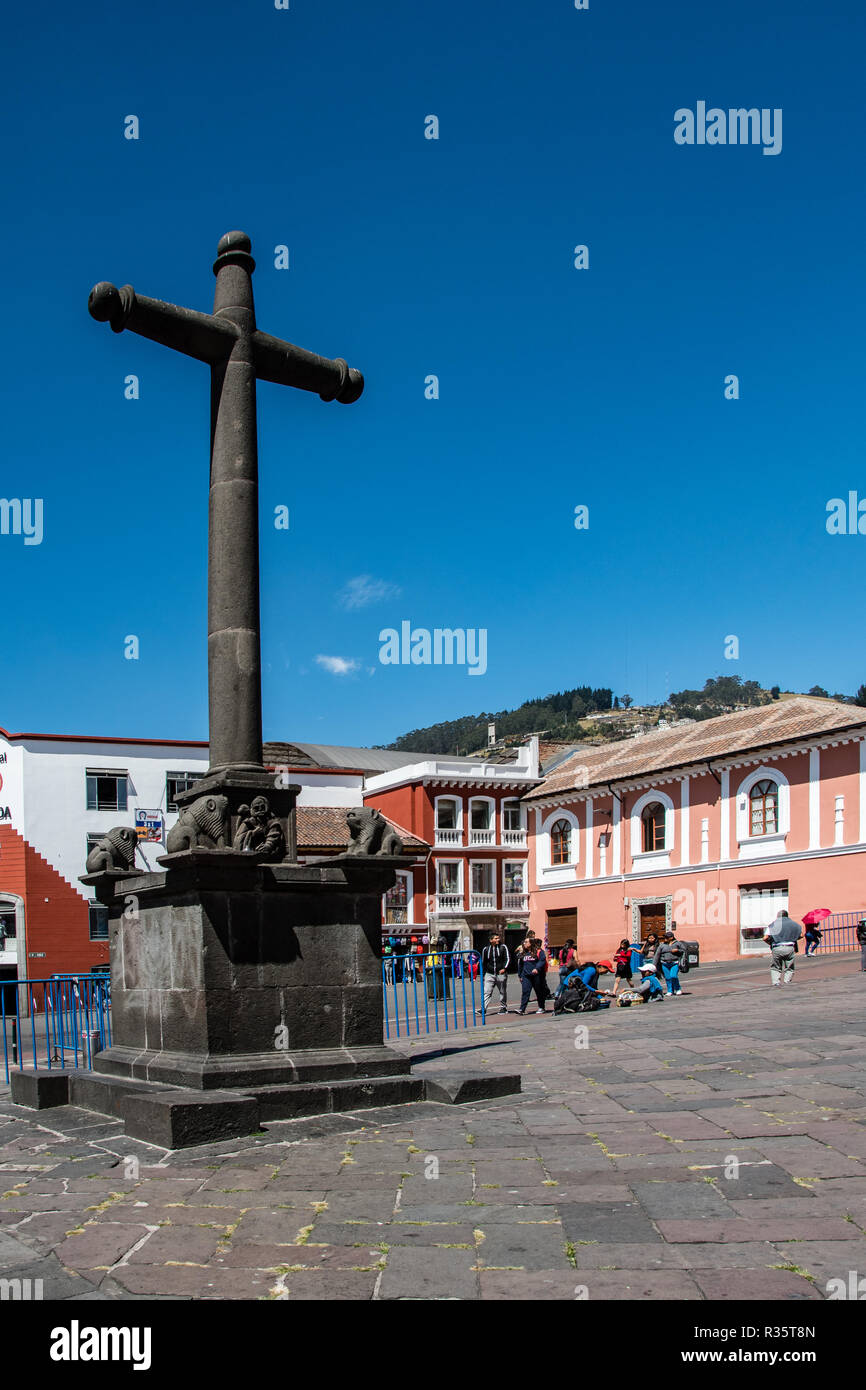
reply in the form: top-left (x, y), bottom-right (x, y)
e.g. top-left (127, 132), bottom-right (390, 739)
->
top-left (382, 949), bottom-right (490, 1039)
top-left (1, 975), bottom-right (111, 1084)
top-left (808, 911), bottom-right (866, 955)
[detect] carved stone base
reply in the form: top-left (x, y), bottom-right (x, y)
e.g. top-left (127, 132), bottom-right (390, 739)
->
top-left (87, 855), bottom-right (402, 1087)
top-left (171, 767), bottom-right (301, 862)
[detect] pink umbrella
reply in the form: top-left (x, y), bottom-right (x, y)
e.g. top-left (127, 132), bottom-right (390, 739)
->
top-left (802, 908), bottom-right (831, 925)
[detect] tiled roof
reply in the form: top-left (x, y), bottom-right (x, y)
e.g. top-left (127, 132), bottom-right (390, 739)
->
top-left (263, 742), bottom-right (320, 768)
top-left (524, 698), bottom-right (866, 802)
top-left (538, 741), bottom-right (593, 774)
top-left (296, 806), bottom-right (427, 852)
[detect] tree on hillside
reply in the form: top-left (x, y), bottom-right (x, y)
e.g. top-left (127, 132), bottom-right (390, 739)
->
top-left (808, 685), bottom-right (830, 699)
top-left (620, 694), bottom-right (633, 709)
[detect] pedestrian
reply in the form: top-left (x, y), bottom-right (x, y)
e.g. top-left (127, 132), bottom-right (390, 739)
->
top-left (641, 932), bottom-right (661, 975)
top-left (553, 939), bottom-right (577, 999)
top-left (518, 936), bottom-right (549, 1015)
top-left (804, 925), bottom-right (822, 956)
top-left (653, 932), bottom-right (685, 996)
top-left (514, 937), bottom-right (528, 975)
top-left (857, 918), bottom-right (866, 973)
top-left (611, 939), bottom-right (634, 996)
top-left (763, 909), bottom-right (803, 986)
top-left (558, 938), bottom-right (577, 976)
top-left (478, 933), bottom-right (510, 1015)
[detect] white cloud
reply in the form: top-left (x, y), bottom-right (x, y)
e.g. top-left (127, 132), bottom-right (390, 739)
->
top-left (337, 574), bottom-right (401, 610)
top-left (316, 654), bottom-right (360, 676)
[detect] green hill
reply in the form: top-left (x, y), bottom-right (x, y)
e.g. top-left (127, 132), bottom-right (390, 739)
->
top-left (386, 676), bottom-right (865, 756)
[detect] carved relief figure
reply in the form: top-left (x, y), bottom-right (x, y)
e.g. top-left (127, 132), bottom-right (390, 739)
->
top-left (165, 794), bottom-right (230, 853)
top-left (232, 795), bottom-right (286, 861)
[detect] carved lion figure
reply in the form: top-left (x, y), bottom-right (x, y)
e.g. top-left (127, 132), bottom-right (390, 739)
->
top-left (86, 825), bottom-right (138, 873)
top-left (165, 794), bottom-right (230, 853)
top-left (345, 806), bottom-right (404, 857)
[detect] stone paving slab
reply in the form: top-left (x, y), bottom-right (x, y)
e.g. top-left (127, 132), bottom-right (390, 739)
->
top-left (2, 955), bottom-right (866, 1299)
top-left (692, 1269), bottom-right (822, 1300)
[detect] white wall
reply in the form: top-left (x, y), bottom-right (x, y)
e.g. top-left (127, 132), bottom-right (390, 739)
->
top-left (295, 773), bottom-right (364, 807)
top-left (20, 739), bottom-right (211, 896)
top-left (4, 738), bottom-right (367, 900)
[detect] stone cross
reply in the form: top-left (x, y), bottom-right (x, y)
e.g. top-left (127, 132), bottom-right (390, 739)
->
top-left (88, 231), bottom-right (363, 776)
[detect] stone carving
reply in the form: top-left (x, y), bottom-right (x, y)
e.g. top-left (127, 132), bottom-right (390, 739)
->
top-left (345, 807), bottom-right (404, 857)
top-left (232, 795), bottom-right (286, 861)
top-left (85, 826), bottom-right (138, 873)
top-left (165, 794), bottom-right (230, 853)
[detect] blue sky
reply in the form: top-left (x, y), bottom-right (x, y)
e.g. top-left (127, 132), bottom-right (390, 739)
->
top-left (3, 0), bottom-right (864, 747)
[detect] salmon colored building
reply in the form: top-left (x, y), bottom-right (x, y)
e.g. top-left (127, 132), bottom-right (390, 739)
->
top-left (523, 698), bottom-right (866, 963)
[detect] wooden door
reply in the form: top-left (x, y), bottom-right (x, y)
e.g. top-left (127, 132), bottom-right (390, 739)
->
top-left (639, 905), bottom-right (667, 939)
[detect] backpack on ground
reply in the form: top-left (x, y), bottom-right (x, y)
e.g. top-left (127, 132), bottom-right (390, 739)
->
top-left (554, 980), bottom-right (600, 1015)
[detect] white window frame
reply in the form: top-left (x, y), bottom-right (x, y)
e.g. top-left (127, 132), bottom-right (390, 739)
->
top-left (736, 767), bottom-right (789, 859)
top-left (383, 868), bottom-right (414, 927)
top-left (468, 795), bottom-right (496, 844)
top-left (468, 857), bottom-right (496, 910)
top-left (436, 858), bottom-right (463, 898)
top-left (434, 794), bottom-right (463, 845)
top-left (630, 789), bottom-right (675, 870)
top-left (501, 798), bottom-right (526, 845)
top-left (505, 856), bottom-right (525, 900)
top-left (539, 807), bottom-right (580, 882)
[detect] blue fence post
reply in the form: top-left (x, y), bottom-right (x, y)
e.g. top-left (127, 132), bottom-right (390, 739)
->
top-left (1, 987), bottom-right (9, 1084)
top-left (382, 958), bottom-right (391, 1040)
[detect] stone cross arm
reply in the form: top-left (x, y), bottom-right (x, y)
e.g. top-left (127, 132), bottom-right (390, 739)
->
top-left (86, 230), bottom-right (363, 777)
top-left (88, 283), bottom-right (363, 404)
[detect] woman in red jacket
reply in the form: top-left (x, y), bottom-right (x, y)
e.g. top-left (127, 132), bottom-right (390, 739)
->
top-left (611, 939), bottom-right (635, 997)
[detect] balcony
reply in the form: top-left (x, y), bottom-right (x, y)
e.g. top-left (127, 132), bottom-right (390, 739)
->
top-left (469, 829), bottom-right (495, 846)
top-left (502, 828), bottom-right (526, 847)
top-left (470, 892), bottom-right (496, 911)
top-left (503, 892), bottom-right (528, 912)
top-left (435, 828), bottom-right (462, 846)
top-left (434, 893), bottom-right (463, 913)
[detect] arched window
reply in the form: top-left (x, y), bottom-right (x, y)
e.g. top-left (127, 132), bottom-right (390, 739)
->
top-left (642, 802), bottom-right (666, 853)
top-left (749, 779), bottom-right (778, 836)
top-left (551, 819), bottom-right (571, 865)
top-left (436, 798), bottom-right (458, 831)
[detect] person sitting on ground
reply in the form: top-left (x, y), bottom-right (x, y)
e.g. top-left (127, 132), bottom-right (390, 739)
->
top-left (635, 963), bottom-right (665, 1002)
